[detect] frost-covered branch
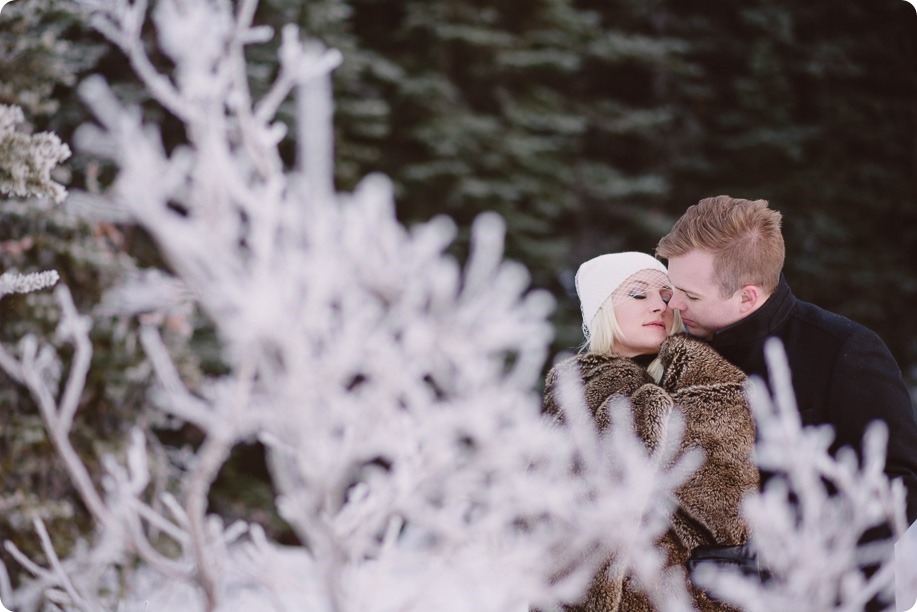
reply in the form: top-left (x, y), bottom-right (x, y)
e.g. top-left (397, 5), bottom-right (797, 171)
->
top-left (0, 104), bottom-right (71, 203)
top-left (0, 270), bottom-right (61, 382)
top-left (18, 286), bottom-right (108, 523)
top-left (0, 269), bottom-right (60, 298)
top-left (0, 286), bottom-right (201, 610)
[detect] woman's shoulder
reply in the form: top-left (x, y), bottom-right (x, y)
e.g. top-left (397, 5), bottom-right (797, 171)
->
top-left (546, 352), bottom-right (653, 400)
top-left (544, 352), bottom-right (654, 421)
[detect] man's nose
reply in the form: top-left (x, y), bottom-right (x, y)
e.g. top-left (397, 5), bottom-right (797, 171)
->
top-left (667, 293), bottom-right (686, 311)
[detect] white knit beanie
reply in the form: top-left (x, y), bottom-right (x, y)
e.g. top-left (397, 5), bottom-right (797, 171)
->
top-left (575, 252), bottom-right (668, 337)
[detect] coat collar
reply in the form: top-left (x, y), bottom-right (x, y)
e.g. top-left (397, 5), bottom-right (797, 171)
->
top-left (710, 274), bottom-right (796, 348)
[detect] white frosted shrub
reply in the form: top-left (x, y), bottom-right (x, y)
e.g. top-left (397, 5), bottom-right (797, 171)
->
top-left (0, 1), bottom-right (698, 610)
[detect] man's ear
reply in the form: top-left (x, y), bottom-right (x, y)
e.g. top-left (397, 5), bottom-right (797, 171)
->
top-left (737, 285), bottom-right (765, 314)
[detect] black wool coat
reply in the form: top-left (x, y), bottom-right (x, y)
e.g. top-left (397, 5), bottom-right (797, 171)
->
top-left (710, 275), bottom-right (917, 524)
top-left (544, 334), bottom-right (757, 612)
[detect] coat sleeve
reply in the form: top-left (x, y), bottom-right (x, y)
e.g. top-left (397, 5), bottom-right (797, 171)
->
top-left (542, 363), bottom-right (563, 420)
top-left (827, 328), bottom-right (917, 525)
top-left (651, 336), bottom-right (758, 546)
top-left (627, 382), bottom-right (676, 456)
top-left (543, 360), bottom-right (580, 426)
top-left (544, 355), bottom-right (654, 431)
top-left (670, 384), bottom-right (756, 546)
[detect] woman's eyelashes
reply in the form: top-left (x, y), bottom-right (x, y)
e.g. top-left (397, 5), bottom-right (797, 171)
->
top-left (625, 283), bottom-right (671, 302)
top-left (628, 289), bottom-right (670, 301)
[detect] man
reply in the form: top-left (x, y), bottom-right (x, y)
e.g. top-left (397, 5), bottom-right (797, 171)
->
top-left (656, 195), bottom-right (917, 526)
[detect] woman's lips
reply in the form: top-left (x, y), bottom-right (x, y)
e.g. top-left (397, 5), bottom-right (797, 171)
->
top-left (644, 321), bottom-right (666, 329)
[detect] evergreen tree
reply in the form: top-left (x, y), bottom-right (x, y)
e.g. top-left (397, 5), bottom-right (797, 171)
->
top-left (0, 0), bottom-right (101, 115)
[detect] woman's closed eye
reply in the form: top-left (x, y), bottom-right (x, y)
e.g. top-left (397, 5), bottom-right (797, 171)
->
top-left (628, 292), bottom-right (647, 300)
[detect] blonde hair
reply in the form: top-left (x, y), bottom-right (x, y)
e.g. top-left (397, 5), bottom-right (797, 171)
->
top-left (656, 195), bottom-right (785, 297)
top-left (582, 297), bottom-right (685, 383)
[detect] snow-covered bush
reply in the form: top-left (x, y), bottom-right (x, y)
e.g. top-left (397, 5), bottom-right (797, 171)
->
top-left (0, 1), bottom-right (699, 610)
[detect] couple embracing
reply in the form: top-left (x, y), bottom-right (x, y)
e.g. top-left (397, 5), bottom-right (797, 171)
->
top-left (544, 195), bottom-right (917, 611)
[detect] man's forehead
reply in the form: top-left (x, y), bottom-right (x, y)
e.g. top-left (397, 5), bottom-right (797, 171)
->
top-left (666, 252), bottom-right (717, 294)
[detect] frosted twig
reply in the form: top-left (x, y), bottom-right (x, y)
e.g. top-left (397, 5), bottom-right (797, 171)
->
top-left (138, 325), bottom-right (187, 394)
top-left (0, 560), bottom-right (12, 606)
top-left (19, 341), bottom-right (110, 525)
top-left (122, 511), bottom-right (193, 581)
top-left (54, 285), bottom-right (93, 432)
top-left (228, 0), bottom-right (275, 180)
top-left (0, 343), bottom-right (24, 384)
top-left (118, 0), bottom-right (191, 122)
top-left (0, 270), bottom-right (59, 298)
top-left (133, 500), bottom-right (189, 544)
top-left (34, 518), bottom-right (96, 612)
top-left (185, 434), bottom-right (232, 609)
top-left (4, 541), bottom-right (54, 582)
top-left (295, 55), bottom-right (339, 202)
top-left (253, 28), bottom-right (298, 124)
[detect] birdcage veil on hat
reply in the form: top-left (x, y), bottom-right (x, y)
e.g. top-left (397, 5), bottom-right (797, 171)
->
top-left (575, 252), bottom-right (669, 339)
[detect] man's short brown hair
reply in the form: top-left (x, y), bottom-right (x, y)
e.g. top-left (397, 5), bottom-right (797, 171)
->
top-left (656, 195), bottom-right (785, 297)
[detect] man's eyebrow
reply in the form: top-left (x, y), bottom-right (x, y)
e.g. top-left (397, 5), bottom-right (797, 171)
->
top-left (674, 285), bottom-right (700, 296)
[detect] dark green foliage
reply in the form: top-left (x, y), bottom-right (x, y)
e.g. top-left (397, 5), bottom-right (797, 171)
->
top-left (0, 0), bottom-right (103, 116)
top-left (245, 0), bottom-right (917, 372)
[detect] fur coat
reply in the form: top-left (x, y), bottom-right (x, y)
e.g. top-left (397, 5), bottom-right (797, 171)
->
top-left (543, 334), bottom-right (758, 611)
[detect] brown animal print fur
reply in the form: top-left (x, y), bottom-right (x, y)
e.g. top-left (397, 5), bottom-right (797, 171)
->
top-left (543, 334), bottom-right (757, 611)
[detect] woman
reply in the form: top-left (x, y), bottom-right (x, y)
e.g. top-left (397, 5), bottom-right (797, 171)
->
top-left (543, 252), bottom-right (757, 611)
